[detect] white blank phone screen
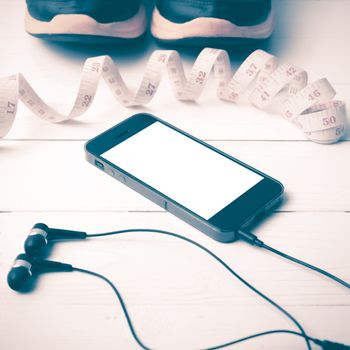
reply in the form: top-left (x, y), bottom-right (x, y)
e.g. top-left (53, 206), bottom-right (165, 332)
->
top-left (102, 122), bottom-right (263, 219)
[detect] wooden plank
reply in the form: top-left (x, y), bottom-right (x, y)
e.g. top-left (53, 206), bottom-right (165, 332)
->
top-left (0, 211), bottom-right (349, 350)
top-left (0, 1), bottom-right (349, 349)
top-left (0, 140), bottom-right (349, 212)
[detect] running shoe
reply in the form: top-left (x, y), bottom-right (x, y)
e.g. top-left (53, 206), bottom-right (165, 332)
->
top-left (25, 0), bottom-right (147, 43)
top-left (151, 0), bottom-right (274, 44)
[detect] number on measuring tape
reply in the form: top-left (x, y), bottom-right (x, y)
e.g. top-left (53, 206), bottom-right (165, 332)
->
top-left (0, 48), bottom-right (347, 143)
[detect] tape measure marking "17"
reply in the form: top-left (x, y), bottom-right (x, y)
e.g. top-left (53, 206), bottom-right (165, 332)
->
top-left (0, 48), bottom-right (347, 144)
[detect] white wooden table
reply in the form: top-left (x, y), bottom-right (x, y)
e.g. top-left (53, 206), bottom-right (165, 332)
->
top-left (0, 1), bottom-right (349, 349)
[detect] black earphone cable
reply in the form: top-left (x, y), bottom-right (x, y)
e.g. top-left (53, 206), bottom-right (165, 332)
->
top-left (237, 230), bottom-right (350, 290)
top-left (261, 243), bottom-right (350, 289)
top-left (74, 265), bottom-right (319, 350)
top-left (205, 329), bottom-right (316, 350)
top-left (73, 267), bottom-right (150, 350)
top-left (87, 228), bottom-right (312, 350)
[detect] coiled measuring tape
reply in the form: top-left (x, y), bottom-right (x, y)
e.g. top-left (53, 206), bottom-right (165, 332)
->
top-left (0, 48), bottom-right (347, 144)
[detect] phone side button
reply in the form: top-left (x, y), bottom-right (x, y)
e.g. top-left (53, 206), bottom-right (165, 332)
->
top-left (118, 175), bottom-right (126, 184)
top-left (163, 201), bottom-right (168, 210)
top-left (107, 168), bottom-right (115, 176)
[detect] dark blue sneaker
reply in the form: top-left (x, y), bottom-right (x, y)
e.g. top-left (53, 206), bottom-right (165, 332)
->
top-left (25, 0), bottom-right (147, 42)
top-left (151, 0), bottom-right (273, 44)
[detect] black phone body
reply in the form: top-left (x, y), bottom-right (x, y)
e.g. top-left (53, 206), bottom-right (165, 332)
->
top-left (85, 113), bottom-right (284, 242)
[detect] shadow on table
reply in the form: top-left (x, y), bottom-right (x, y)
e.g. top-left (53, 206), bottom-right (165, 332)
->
top-left (244, 193), bottom-right (290, 241)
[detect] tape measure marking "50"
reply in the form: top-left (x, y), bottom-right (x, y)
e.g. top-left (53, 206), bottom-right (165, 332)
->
top-left (0, 48), bottom-right (347, 144)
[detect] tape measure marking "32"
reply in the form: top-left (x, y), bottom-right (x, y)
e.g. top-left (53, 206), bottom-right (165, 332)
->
top-left (0, 48), bottom-right (347, 144)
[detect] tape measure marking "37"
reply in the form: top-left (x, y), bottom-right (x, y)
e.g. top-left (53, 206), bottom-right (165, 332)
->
top-left (0, 48), bottom-right (347, 144)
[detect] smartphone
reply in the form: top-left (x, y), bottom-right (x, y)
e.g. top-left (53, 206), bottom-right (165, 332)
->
top-left (85, 113), bottom-right (283, 242)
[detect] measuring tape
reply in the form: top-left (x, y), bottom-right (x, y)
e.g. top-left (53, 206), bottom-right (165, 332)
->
top-left (0, 48), bottom-right (347, 144)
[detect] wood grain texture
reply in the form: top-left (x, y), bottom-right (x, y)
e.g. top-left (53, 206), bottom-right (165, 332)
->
top-left (0, 0), bottom-right (349, 349)
top-left (0, 212), bottom-right (349, 350)
top-left (0, 140), bottom-right (349, 212)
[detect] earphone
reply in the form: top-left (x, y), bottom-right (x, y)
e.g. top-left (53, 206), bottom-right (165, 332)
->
top-left (8, 223), bottom-right (86, 291)
top-left (8, 223), bottom-right (350, 350)
top-left (7, 253), bottom-right (73, 291)
top-left (24, 223), bottom-right (87, 256)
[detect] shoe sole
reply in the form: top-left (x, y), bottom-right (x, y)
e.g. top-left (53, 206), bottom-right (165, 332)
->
top-left (153, 36), bottom-right (271, 48)
top-left (151, 7), bottom-right (274, 44)
top-left (25, 5), bottom-right (147, 41)
top-left (27, 33), bottom-right (147, 44)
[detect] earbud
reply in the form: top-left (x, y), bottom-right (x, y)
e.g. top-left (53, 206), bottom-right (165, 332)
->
top-left (7, 253), bottom-right (73, 292)
top-left (8, 223), bottom-right (85, 291)
top-left (24, 223), bottom-right (87, 256)
top-left (7, 253), bottom-right (33, 291)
